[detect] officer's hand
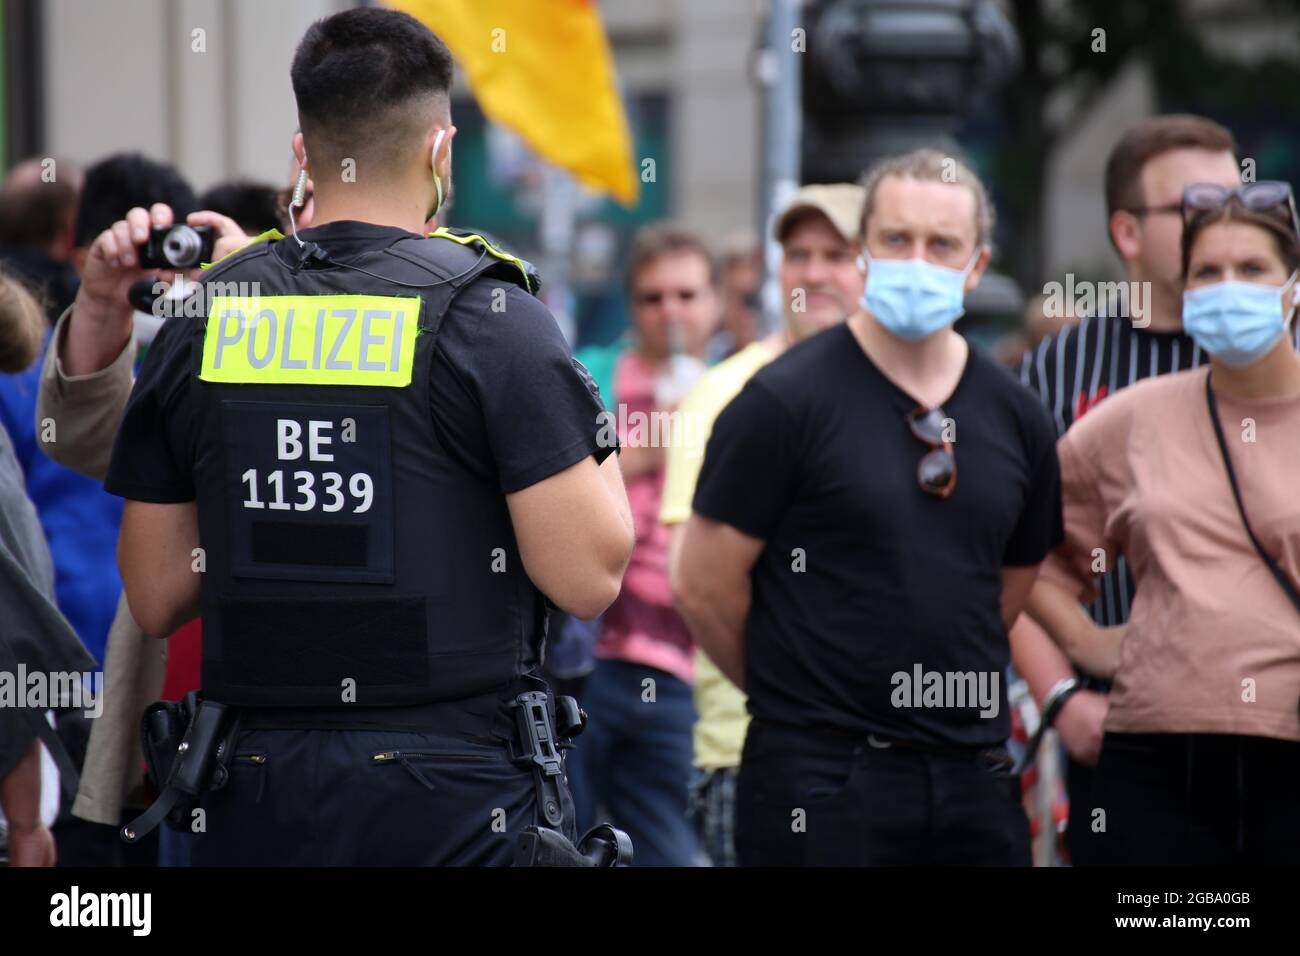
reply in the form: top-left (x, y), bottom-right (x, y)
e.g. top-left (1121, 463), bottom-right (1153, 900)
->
top-left (1053, 688), bottom-right (1108, 768)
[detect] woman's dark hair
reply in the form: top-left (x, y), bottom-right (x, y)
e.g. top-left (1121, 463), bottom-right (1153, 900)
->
top-left (199, 180), bottom-right (284, 234)
top-left (1181, 200), bottom-right (1300, 279)
top-left (73, 153), bottom-right (196, 249)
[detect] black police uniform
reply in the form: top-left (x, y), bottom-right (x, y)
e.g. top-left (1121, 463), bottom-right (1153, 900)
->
top-left (105, 220), bottom-right (613, 865)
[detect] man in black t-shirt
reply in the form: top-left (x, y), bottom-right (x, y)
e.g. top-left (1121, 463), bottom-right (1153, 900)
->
top-left (676, 148), bottom-right (1062, 865)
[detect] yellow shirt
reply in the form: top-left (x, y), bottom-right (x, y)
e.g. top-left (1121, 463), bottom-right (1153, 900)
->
top-left (660, 339), bottom-right (781, 769)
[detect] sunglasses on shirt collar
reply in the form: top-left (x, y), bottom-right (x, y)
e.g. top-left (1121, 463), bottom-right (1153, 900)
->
top-left (906, 405), bottom-right (956, 499)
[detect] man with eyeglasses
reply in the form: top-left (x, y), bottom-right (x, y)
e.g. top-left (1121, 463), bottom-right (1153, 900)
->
top-left (1011, 114), bottom-right (1249, 866)
top-left (565, 222), bottom-right (720, 867)
top-left (675, 148), bottom-right (1062, 865)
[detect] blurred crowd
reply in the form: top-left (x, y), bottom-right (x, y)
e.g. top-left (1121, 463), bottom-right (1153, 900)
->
top-left (2, 106), bottom-right (1300, 867)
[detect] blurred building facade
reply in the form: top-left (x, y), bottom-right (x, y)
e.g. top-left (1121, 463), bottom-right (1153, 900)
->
top-left (3, 0), bottom-right (1297, 315)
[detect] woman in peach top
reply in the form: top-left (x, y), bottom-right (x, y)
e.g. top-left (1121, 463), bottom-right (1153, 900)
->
top-left (1027, 183), bottom-right (1300, 865)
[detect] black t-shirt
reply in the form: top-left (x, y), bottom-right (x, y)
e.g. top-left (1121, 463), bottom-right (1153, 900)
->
top-left (106, 221), bottom-right (613, 505)
top-left (693, 323), bottom-right (1063, 747)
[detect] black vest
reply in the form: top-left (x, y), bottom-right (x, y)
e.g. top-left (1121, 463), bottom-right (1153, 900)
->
top-left (187, 228), bottom-right (546, 706)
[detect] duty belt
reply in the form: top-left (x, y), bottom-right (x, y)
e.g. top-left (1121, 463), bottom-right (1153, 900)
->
top-left (123, 683), bottom-right (587, 844)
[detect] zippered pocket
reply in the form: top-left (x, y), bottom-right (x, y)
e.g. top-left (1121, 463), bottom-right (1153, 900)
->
top-left (228, 752), bottom-right (269, 802)
top-left (370, 748), bottom-right (498, 793)
top-left (370, 749), bottom-right (497, 764)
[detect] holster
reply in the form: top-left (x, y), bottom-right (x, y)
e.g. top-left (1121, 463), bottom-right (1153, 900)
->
top-left (513, 823), bottom-right (634, 867)
top-left (123, 692), bottom-right (239, 843)
top-left (509, 690), bottom-right (584, 829)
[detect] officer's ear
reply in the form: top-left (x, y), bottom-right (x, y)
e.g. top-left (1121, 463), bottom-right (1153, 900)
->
top-left (292, 131), bottom-right (307, 172)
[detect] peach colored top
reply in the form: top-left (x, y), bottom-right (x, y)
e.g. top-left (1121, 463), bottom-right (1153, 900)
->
top-left (1042, 366), bottom-right (1300, 741)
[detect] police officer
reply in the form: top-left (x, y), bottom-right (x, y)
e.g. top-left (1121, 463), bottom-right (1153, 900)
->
top-left (89, 7), bottom-right (634, 865)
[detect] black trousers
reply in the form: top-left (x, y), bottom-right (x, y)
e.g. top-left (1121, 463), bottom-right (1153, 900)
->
top-left (735, 721), bottom-right (1030, 866)
top-left (1086, 731), bottom-right (1300, 866)
top-left (189, 696), bottom-right (576, 866)
top-left (1064, 756), bottom-right (1098, 866)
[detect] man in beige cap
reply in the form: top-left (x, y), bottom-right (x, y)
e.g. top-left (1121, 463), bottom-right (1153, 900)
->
top-left (661, 182), bottom-right (864, 865)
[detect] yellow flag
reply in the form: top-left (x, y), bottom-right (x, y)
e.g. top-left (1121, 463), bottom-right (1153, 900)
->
top-left (388, 0), bottom-right (639, 206)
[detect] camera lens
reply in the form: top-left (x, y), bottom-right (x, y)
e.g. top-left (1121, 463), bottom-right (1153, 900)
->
top-left (162, 226), bottom-right (202, 268)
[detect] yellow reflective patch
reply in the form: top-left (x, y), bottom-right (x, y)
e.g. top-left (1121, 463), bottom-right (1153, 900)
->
top-left (200, 228), bottom-right (284, 271)
top-left (428, 226), bottom-right (534, 291)
top-left (199, 294), bottom-right (421, 387)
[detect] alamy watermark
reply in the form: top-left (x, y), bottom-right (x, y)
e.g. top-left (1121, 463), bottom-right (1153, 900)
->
top-left (596, 404), bottom-right (707, 450)
top-left (150, 276), bottom-right (263, 319)
top-left (0, 665), bottom-right (103, 718)
top-left (1041, 274), bottom-right (1150, 328)
top-left (890, 664), bottom-right (1000, 718)
top-left (50, 886), bottom-right (150, 935)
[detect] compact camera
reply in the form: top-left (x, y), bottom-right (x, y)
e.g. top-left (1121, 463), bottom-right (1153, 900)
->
top-left (138, 224), bottom-right (215, 269)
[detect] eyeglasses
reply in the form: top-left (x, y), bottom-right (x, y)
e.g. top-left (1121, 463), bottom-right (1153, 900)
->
top-left (906, 405), bottom-right (956, 498)
top-left (1181, 181), bottom-right (1300, 237)
top-left (634, 288), bottom-right (700, 307)
top-left (1124, 202), bottom-right (1183, 218)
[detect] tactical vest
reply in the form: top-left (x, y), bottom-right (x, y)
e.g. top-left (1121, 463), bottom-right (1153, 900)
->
top-left (187, 227), bottom-right (547, 706)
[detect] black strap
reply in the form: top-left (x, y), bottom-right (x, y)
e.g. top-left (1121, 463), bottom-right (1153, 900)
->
top-left (1013, 682), bottom-right (1079, 776)
top-left (0, 636), bottom-right (81, 804)
top-left (29, 709), bottom-right (80, 804)
top-left (120, 789), bottom-right (184, 844)
top-left (1205, 371), bottom-right (1300, 614)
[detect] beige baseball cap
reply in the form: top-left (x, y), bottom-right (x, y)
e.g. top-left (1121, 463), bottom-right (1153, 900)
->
top-left (773, 183), bottom-right (866, 245)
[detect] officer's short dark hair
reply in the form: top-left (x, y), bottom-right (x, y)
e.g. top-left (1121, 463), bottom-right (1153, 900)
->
top-left (73, 153), bottom-right (197, 249)
top-left (199, 180), bottom-right (284, 235)
top-left (291, 8), bottom-right (454, 171)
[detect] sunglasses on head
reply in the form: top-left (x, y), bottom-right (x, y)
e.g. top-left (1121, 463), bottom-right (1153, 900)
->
top-left (906, 405), bottom-right (956, 499)
top-left (1180, 181), bottom-right (1300, 237)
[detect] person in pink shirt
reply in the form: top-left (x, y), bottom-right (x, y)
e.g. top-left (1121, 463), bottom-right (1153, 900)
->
top-left (567, 222), bottom-right (719, 866)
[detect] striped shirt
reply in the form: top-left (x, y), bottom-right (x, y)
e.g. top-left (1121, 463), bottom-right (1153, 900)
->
top-left (1018, 314), bottom-right (1300, 633)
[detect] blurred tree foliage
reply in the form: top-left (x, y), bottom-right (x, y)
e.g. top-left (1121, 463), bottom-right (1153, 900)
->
top-left (1000, 0), bottom-right (1300, 290)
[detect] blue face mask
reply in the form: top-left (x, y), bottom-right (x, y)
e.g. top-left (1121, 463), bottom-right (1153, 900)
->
top-left (1182, 274), bottom-right (1298, 368)
top-left (859, 249), bottom-right (980, 341)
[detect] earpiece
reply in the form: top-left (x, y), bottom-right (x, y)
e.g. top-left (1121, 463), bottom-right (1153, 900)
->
top-left (289, 154), bottom-right (309, 245)
top-left (291, 165), bottom-right (309, 209)
top-left (431, 130), bottom-right (448, 217)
